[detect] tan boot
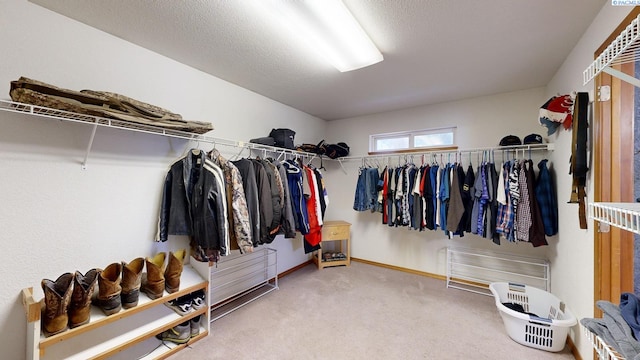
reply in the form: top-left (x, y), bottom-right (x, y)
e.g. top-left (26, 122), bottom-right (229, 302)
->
top-left (141, 252), bottom-right (166, 299)
top-left (121, 257), bottom-right (144, 309)
top-left (93, 263), bottom-right (122, 315)
top-left (165, 249), bottom-right (186, 293)
top-left (68, 269), bottom-right (99, 328)
top-left (41, 272), bottom-right (74, 336)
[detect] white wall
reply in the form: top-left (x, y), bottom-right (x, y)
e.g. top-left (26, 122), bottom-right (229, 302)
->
top-left (544, 3), bottom-right (634, 358)
top-left (323, 86), bottom-right (551, 274)
top-left (0, 1), bottom-right (325, 359)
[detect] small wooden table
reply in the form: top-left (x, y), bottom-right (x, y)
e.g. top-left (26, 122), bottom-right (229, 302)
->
top-left (314, 220), bottom-right (351, 269)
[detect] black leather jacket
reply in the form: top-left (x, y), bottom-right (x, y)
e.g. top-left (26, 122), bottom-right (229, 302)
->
top-left (157, 150), bottom-right (228, 259)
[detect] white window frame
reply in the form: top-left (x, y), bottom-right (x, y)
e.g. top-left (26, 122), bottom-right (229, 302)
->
top-left (369, 126), bottom-right (457, 154)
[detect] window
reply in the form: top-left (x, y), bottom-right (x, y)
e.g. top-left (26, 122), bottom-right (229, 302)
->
top-left (369, 127), bottom-right (456, 153)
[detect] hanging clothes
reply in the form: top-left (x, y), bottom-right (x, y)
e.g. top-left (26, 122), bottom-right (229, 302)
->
top-left (303, 165), bottom-right (322, 248)
top-left (487, 162), bottom-right (500, 245)
top-left (350, 152), bottom-right (553, 248)
top-left (439, 164), bottom-right (450, 234)
top-left (515, 160), bottom-right (532, 242)
top-left (232, 158), bottom-right (261, 247)
top-left (283, 159), bottom-right (310, 235)
top-left (250, 159), bottom-right (276, 245)
top-left (526, 159), bottom-right (548, 247)
top-left (496, 162), bottom-right (514, 242)
top-left (208, 149), bottom-right (253, 254)
top-left (535, 159), bottom-right (558, 236)
top-left (446, 164), bottom-right (465, 234)
top-left (270, 158), bottom-right (297, 239)
top-left (462, 164), bottom-right (475, 232)
top-left (157, 149), bottom-right (229, 262)
top-left (508, 161), bottom-right (521, 241)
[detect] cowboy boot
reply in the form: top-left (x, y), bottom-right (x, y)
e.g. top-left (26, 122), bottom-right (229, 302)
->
top-left (68, 269), bottom-right (99, 328)
top-left (141, 252), bottom-right (166, 299)
top-left (93, 263), bottom-right (122, 315)
top-left (41, 272), bottom-right (74, 336)
top-left (164, 249), bottom-right (186, 293)
top-left (121, 257), bottom-right (144, 309)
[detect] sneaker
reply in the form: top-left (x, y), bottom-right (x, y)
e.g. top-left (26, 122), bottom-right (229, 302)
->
top-left (190, 315), bottom-right (201, 338)
top-left (156, 322), bottom-right (190, 344)
top-left (165, 295), bottom-right (192, 316)
top-left (191, 290), bottom-right (206, 311)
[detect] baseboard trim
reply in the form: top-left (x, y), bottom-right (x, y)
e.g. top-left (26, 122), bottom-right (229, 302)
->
top-left (566, 334), bottom-right (582, 360)
top-left (351, 257), bottom-right (446, 281)
top-left (279, 259), bottom-right (313, 278)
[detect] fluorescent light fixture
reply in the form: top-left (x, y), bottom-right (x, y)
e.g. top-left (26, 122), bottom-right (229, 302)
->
top-left (261, 0), bottom-right (383, 72)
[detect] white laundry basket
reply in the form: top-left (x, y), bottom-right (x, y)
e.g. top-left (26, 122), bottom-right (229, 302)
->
top-left (489, 282), bottom-right (577, 352)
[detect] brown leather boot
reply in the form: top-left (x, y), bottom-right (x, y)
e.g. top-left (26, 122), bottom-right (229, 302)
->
top-left (165, 249), bottom-right (186, 293)
top-left (41, 272), bottom-right (74, 337)
top-left (141, 252), bottom-right (166, 299)
top-left (121, 257), bottom-right (144, 309)
top-left (68, 269), bottom-right (99, 328)
top-left (93, 263), bottom-right (122, 315)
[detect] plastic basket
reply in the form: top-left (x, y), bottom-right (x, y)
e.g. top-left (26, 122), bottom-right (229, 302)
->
top-left (489, 282), bottom-right (577, 352)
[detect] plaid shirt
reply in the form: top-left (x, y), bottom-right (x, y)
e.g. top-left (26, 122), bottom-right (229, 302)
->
top-left (535, 159), bottom-right (558, 236)
top-left (516, 160), bottom-right (532, 242)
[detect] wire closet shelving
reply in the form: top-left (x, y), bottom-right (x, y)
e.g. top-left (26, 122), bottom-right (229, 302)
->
top-left (0, 99), bottom-right (321, 169)
top-left (582, 9), bottom-right (640, 360)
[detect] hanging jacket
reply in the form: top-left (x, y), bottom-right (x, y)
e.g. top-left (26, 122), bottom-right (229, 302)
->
top-left (232, 158), bottom-right (261, 247)
top-left (251, 159), bottom-right (275, 245)
top-left (283, 160), bottom-right (310, 235)
top-left (271, 159), bottom-right (297, 239)
top-left (303, 165), bottom-right (322, 247)
top-left (157, 149), bottom-right (228, 261)
top-left (260, 159), bottom-right (283, 242)
top-left (526, 159), bottom-right (548, 247)
top-left (535, 159), bottom-right (558, 236)
top-left (209, 149), bottom-right (253, 254)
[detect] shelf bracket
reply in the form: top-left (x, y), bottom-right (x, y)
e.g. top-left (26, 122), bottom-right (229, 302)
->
top-left (602, 66), bottom-right (640, 89)
top-left (81, 124), bottom-right (98, 170)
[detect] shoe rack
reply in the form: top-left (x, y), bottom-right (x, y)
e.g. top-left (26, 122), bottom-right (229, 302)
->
top-left (21, 261), bottom-right (209, 360)
top-left (191, 247), bottom-right (278, 322)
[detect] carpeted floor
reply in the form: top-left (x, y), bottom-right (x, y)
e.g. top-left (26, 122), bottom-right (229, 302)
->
top-left (167, 261), bottom-right (575, 360)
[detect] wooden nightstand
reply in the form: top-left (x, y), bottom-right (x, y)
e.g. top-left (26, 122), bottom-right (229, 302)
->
top-left (314, 220), bottom-right (351, 269)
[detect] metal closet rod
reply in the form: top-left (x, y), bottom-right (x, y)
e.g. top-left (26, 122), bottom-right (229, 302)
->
top-left (336, 143), bottom-right (553, 163)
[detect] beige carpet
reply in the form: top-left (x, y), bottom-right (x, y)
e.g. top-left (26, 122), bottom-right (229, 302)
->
top-left (167, 261), bottom-right (575, 360)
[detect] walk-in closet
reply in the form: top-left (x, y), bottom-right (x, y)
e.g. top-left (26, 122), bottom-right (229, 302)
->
top-left (3, 1), bottom-right (640, 360)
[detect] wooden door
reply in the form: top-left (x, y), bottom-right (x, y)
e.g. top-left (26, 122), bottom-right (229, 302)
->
top-left (593, 7), bottom-right (639, 310)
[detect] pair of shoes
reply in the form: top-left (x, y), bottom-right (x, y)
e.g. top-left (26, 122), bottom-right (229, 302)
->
top-left (141, 250), bottom-right (186, 300)
top-left (155, 316), bottom-right (201, 344)
top-left (41, 269), bottom-right (101, 336)
top-left (156, 322), bottom-right (190, 344)
top-left (165, 289), bottom-right (206, 316)
top-left (93, 257), bottom-right (146, 316)
top-left (190, 315), bottom-right (202, 338)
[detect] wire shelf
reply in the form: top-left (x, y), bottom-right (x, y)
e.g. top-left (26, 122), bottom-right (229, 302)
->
top-left (583, 13), bottom-right (640, 85)
top-left (583, 325), bottom-right (625, 360)
top-left (589, 202), bottom-right (640, 235)
top-left (0, 99), bottom-right (321, 167)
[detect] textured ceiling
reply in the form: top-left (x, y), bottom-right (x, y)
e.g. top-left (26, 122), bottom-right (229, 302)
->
top-left (29, 0), bottom-right (606, 121)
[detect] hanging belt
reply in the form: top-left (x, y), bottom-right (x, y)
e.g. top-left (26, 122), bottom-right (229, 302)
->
top-left (568, 92), bottom-right (589, 229)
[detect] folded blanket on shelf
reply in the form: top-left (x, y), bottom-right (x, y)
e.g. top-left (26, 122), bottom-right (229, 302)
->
top-left (9, 77), bottom-right (213, 134)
